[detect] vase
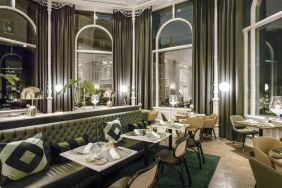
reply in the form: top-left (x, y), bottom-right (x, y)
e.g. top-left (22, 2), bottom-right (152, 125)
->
top-left (107, 99), bottom-right (112, 108)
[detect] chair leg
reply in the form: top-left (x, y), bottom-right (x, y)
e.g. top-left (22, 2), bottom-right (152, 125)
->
top-left (242, 135), bottom-right (246, 152)
top-left (179, 162), bottom-right (184, 188)
top-left (196, 146), bottom-right (202, 169)
top-left (212, 128), bottom-right (217, 139)
top-left (183, 157), bottom-right (192, 186)
top-left (199, 144), bottom-right (205, 164)
top-left (232, 131), bottom-right (235, 144)
top-left (160, 164), bottom-right (164, 174)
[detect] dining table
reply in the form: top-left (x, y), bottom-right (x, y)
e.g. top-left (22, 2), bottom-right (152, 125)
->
top-left (234, 119), bottom-right (282, 136)
top-left (151, 122), bottom-right (189, 149)
top-left (60, 142), bottom-right (137, 187)
top-left (121, 131), bottom-right (171, 167)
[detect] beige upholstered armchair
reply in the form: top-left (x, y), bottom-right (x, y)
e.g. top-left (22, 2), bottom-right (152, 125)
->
top-left (203, 114), bottom-right (218, 138)
top-left (181, 116), bottom-right (205, 136)
top-left (253, 137), bottom-right (282, 167)
top-left (148, 110), bottom-right (159, 124)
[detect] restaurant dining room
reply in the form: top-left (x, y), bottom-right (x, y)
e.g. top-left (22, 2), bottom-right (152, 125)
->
top-left (0, 0), bottom-right (282, 187)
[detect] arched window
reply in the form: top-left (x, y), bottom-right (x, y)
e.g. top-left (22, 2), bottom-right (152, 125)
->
top-left (75, 12), bottom-right (113, 91)
top-left (0, 4), bottom-right (36, 109)
top-left (153, 2), bottom-right (193, 108)
top-left (243, 0), bottom-right (282, 116)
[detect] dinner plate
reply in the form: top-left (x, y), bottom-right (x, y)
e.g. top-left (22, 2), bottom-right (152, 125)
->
top-left (93, 158), bottom-right (108, 165)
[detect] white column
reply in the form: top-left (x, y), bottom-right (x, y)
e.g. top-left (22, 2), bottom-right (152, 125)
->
top-left (131, 10), bottom-right (136, 106)
top-left (47, 0), bottom-right (53, 113)
top-left (212, 0), bottom-right (219, 117)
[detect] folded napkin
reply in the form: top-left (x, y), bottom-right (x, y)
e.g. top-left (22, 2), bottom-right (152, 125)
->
top-left (109, 148), bottom-right (120, 160)
top-left (174, 123), bottom-right (184, 127)
top-left (151, 132), bottom-right (161, 139)
top-left (83, 143), bottom-right (93, 154)
top-left (134, 129), bottom-right (140, 135)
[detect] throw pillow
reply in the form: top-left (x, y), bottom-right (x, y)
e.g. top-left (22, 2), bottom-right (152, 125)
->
top-left (128, 121), bottom-right (147, 132)
top-left (103, 119), bottom-right (122, 142)
top-left (0, 133), bottom-right (49, 185)
top-left (51, 135), bottom-right (88, 164)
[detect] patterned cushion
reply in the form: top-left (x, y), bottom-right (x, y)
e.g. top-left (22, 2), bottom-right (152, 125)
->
top-left (128, 121), bottom-right (147, 132)
top-left (0, 133), bottom-right (49, 185)
top-left (103, 119), bottom-right (122, 142)
top-left (51, 135), bottom-right (88, 164)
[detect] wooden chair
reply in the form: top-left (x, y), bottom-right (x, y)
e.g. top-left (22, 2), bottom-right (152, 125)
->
top-left (155, 136), bottom-right (192, 187)
top-left (187, 128), bottom-right (205, 169)
top-left (109, 159), bottom-right (160, 188)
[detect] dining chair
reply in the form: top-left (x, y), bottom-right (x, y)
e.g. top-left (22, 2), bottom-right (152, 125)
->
top-left (230, 115), bottom-right (259, 151)
top-left (249, 158), bottom-right (282, 188)
top-left (109, 159), bottom-right (160, 188)
top-left (203, 114), bottom-right (218, 139)
top-left (181, 116), bottom-right (205, 137)
top-left (187, 128), bottom-right (205, 169)
top-left (253, 136), bottom-right (282, 167)
top-left (148, 110), bottom-right (159, 125)
top-left (155, 136), bottom-right (192, 187)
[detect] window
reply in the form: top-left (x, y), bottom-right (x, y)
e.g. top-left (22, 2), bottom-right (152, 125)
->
top-left (75, 11), bottom-right (113, 91)
top-left (0, 2), bottom-right (36, 109)
top-left (153, 2), bottom-right (193, 108)
top-left (243, 0), bottom-right (282, 116)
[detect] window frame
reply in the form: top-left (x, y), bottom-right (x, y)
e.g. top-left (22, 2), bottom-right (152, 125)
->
top-left (153, 4), bottom-right (193, 107)
top-left (243, 0), bottom-right (282, 117)
top-left (74, 11), bottom-right (113, 89)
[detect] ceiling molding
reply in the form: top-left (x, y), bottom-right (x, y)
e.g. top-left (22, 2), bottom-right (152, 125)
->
top-left (55, 0), bottom-right (189, 13)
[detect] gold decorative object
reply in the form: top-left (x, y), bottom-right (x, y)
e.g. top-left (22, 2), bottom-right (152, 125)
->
top-left (21, 87), bottom-right (43, 116)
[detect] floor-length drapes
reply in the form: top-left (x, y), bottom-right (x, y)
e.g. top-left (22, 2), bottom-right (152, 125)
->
top-left (51, 6), bottom-right (75, 112)
top-left (113, 11), bottom-right (132, 106)
top-left (192, 0), bottom-right (214, 115)
top-left (135, 8), bottom-right (152, 109)
top-left (218, 0), bottom-right (244, 139)
top-left (32, 2), bottom-right (48, 113)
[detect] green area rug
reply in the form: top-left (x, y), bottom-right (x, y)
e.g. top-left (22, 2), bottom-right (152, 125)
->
top-left (105, 146), bottom-right (220, 188)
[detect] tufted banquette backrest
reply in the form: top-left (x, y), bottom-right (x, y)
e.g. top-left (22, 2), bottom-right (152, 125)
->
top-left (0, 110), bottom-right (143, 162)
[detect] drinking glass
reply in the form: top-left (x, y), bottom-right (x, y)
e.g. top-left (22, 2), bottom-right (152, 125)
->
top-left (169, 95), bottom-right (178, 107)
top-left (269, 96), bottom-right (282, 119)
top-left (91, 95), bottom-right (100, 108)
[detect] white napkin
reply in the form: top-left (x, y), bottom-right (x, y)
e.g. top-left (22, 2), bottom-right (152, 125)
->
top-left (83, 143), bottom-right (93, 154)
top-left (134, 129), bottom-right (140, 135)
top-left (85, 154), bottom-right (97, 163)
top-left (174, 123), bottom-right (184, 127)
top-left (151, 132), bottom-right (161, 139)
top-left (109, 149), bottom-right (120, 160)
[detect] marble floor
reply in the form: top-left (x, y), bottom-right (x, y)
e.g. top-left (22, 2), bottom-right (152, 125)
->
top-left (202, 137), bottom-right (255, 188)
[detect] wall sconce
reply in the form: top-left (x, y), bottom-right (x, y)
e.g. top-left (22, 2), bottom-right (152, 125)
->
top-left (121, 85), bottom-right (128, 93)
top-left (219, 82), bottom-right (230, 92)
top-left (55, 84), bottom-right (63, 92)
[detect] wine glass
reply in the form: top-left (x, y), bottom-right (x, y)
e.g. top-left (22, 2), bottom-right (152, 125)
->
top-left (91, 95), bottom-right (100, 108)
top-left (169, 95), bottom-right (178, 107)
top-left (269, 96), bottom-right (282, 119)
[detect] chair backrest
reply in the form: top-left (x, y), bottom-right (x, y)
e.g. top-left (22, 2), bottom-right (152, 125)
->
top-left (230, 115), bottom-right (245, 129)
top-left (249, 158), bottom-right (282, 188)
top-left (183, 116), bottom-right (204, 129)
top-left (148, 110), bottom-right (159, 121)
top-left (193, 128), bottom-right (202, 141)
top-left (127, 159), bottom-right (160, 188)
top-left (203, 114), bottom-right (218, 128)
top-left (253, 136), bottom-right (282, 167)
top-left (174, 137), bottom-right (188, 158)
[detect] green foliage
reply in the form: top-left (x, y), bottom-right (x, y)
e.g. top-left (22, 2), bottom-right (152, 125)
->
top-left (80, 80), bottom-right (96, 96)
top-left (0, 73), bottom-right (20, 85)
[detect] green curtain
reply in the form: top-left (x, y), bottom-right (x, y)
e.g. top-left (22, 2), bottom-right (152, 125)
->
top-left (218, 0), bottom-right (244, 139)
top-left (192, 0), bottom-right (214, 115)
top-left (32, 2), bottom-right (48, 113)
top-left (113, 11), bottom-right (132, 106)
top-left (51, 6), bottom-right (75, 112)
top-left (135, 8), bottom-right (152, 110)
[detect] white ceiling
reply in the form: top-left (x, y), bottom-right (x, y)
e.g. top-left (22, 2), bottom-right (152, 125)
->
top-left (58, 0), bottom-right (188, 13)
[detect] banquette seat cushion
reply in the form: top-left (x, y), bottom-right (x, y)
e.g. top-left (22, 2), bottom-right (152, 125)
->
top-left (0, 110), bottom-right (147, 188)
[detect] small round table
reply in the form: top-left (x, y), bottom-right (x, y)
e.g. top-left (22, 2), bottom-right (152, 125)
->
top-left (269, 150), bottom-right (282, 173)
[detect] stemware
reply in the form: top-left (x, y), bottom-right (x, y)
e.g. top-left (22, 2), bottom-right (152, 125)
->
top-left (91, 94), bottom-right (100, 108)
top-left (169, 95), bottom-right (178, 107)
top-left (269, 96), bottom-right (282, 119)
